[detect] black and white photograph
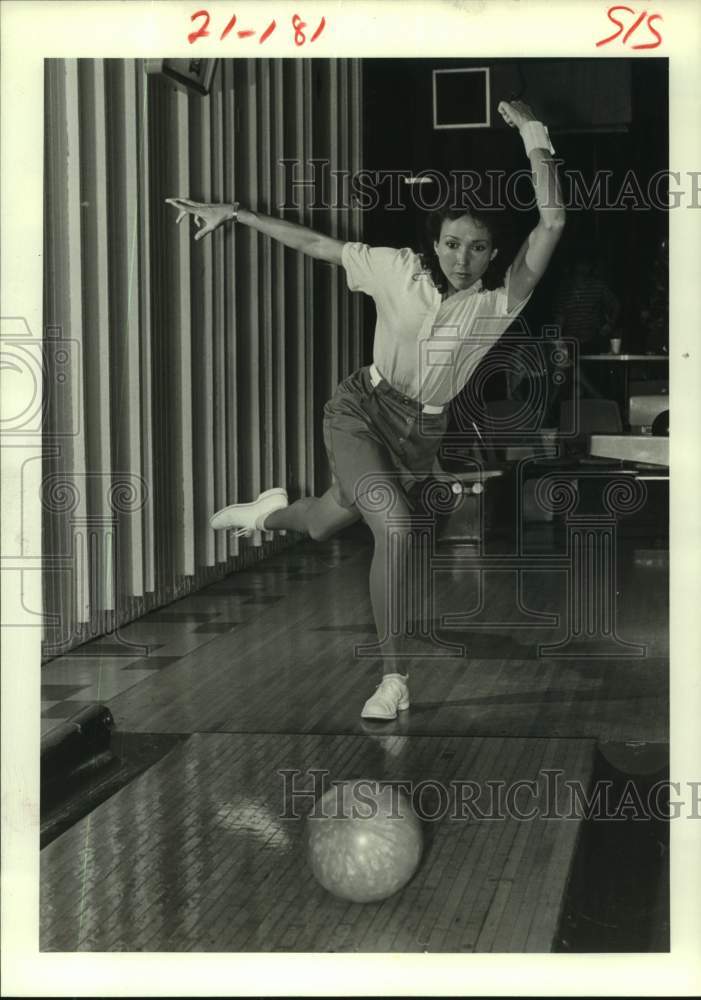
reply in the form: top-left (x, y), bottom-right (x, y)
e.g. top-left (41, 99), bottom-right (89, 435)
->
top-left (2, 1), bottom-right (700, 995)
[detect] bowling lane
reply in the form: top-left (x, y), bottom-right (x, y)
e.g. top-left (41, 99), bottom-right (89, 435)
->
top-left (41, 731), bottom-right (594, 953)
top-left (40, 527), bottom-right (668, 954)
top-left (98, 533), bottom-right (667, 743)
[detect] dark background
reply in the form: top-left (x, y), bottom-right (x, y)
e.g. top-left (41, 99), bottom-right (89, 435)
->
top-left (360, 58), bottom-right (669, 356)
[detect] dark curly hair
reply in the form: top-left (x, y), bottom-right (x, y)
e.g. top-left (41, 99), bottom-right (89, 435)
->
top-left (417, 201), bottom-right (510, 294)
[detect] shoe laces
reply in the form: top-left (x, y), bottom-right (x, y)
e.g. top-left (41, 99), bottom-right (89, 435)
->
top-left (230, 527), bottom-right (253, 539)
top-left (376, 674), bottom-right (408, 691)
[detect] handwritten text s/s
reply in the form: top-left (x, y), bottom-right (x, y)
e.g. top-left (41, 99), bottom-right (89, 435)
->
top-left (596, 6), bottom-right (663, 49)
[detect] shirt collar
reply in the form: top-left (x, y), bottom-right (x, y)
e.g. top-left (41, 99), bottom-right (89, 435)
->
top-left (439, 278), bottom-right (483, 303)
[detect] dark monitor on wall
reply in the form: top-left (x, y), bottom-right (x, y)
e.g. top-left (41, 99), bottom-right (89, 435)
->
top-left (432, 67), bottom-right (490, 130)
top-left (145, 59), bottom-right (218, 95)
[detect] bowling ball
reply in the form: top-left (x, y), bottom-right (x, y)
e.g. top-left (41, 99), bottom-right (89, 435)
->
top-left (598, 740), bottom-right (668, 777)
top-left (651, 409), bottom-right (669, 436)
top-left (307, 779), bottom-right (423, 903)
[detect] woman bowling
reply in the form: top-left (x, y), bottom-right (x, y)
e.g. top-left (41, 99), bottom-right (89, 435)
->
top-left (167, 99), bottom-right (565, 722)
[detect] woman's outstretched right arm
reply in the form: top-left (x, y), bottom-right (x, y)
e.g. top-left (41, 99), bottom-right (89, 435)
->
top-left (165, 198), bottom-right (345, 265)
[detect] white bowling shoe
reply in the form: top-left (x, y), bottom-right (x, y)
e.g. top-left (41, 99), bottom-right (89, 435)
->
top-left (209, 487), bottom-right (288, 537)
top-left (361, 673), bottom-right (410, 720)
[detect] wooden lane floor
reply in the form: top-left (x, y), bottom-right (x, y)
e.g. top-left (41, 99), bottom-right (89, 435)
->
top-left (41, 732), bottom-right (595, 952)
top-left (91, 532), bottom-right (668, 743)
top-left (40, 529), bottom-right (668, 952)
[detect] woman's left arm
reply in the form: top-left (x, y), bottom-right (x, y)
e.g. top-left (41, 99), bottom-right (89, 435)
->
top-left (497, 100), bottom-right (566, 312)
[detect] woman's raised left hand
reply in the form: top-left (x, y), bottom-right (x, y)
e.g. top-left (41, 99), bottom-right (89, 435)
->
top-left (497, 100), bottom-right (538, 130)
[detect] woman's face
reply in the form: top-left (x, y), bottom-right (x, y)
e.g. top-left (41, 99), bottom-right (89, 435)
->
top-left (434, 214), bottom-right (498, 294)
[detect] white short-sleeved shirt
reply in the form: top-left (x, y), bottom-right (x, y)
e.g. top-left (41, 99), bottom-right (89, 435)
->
top-left (341, 242), bottom-right (532, 407)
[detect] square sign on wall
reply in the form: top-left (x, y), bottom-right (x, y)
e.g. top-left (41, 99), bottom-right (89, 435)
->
top-left (432, 67), bottom-right (491, 129)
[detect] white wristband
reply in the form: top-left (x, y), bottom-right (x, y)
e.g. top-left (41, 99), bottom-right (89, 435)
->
top-left (520, 121), bottom-right (555, 156)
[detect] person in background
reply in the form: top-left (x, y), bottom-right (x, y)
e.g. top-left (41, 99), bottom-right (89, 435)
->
top-left (552, 249), bottom-right (620, 398)
top-left (640, 237), bottom-right (668, 355)
top-left (554, 249), bottom-right (620, 351)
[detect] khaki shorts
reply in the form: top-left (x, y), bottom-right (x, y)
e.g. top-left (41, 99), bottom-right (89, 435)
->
top-left (322, 366), bottom-right (449, 511)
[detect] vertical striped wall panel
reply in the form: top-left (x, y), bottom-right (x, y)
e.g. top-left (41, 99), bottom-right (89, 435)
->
top-left (44, 59), bottom-right (90, 640)
top-left (136, 61), bottom-right (156, 597)
top-left (221, 59), bottom-right (240, 563)
top-left (259, 60), bottom-right (276, 543)
top-left (174, 88), bottom-right (196, 579)
top-left (271, 62), bottom-right (287, 497)
top-left (210, 67), bottom-right (228, 568)
top-left (190, 80), bottom-right (216, 570)
top-left (79, 60), bottom-right (114, 611)
top-left (303, 61), bottom-right (316, 495)
top-left (42, 58), bottom-right (365, 659)
top-left (349, 60), bottom-right (364, 372)
top-left (292, 61), bottom-right (308, 499)
top-left (120, 60), bottom-right (146, 599)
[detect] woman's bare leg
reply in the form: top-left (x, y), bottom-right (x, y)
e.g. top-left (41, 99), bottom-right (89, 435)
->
top-left (267, 483), bottom-right (419, 682)
top-left (264, 488), bottom-right (360, 540)
top-left (360, 493), bottom-right (417, 679)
